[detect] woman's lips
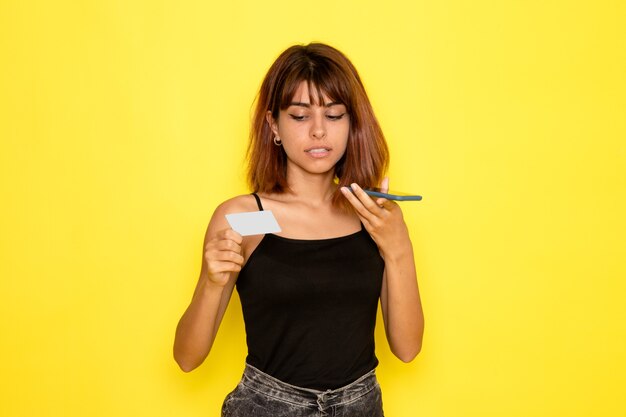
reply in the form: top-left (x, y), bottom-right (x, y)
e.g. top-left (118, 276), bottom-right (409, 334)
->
top-left (305, 147), bottom-right (331, 158)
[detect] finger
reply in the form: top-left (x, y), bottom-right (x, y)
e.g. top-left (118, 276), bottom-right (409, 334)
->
top-left (206, 238), bottom-right (241, 255)
top-left (208, 260), bottom-right (242, 274)
top-left (217, 228), bottom-right (243, 244)
top-left (340, 185), bottom-right (378, 222)
top-left (214, 250), bottom-right (244, 264)
top-left (357, 214), bottom-right (371, 230)
top-left (349, 183), bottom-right (385, 214)
top-left (214, 239), bottom-right (242, 254)
top-left (206, 243), bottom-right (244, 262)
top-left (376, 197), bottom-right (391, 209)
top-left (380, 177), bottom-right (389, 193)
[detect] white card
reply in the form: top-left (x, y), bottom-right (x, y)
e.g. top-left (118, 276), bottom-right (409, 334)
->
top-left (225, 210), bottom-right (281, 236)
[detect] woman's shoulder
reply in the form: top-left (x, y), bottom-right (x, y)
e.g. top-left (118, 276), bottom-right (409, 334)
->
top-left (213, 193), bottom-right (260, 216)
top-left (205, 194), bottom-right (260, 237)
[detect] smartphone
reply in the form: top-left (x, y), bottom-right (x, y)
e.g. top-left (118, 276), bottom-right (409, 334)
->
top-left (349, 186), bottom-right (423, 201)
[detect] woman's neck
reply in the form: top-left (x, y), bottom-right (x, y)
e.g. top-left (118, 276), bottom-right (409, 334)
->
top-left (285, 170), bottom-right (337, 208)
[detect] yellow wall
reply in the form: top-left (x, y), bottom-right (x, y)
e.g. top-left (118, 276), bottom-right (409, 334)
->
top-left (1, 1), bottom-right (625, 416)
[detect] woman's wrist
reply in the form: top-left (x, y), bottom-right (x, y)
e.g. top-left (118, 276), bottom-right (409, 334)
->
top-left (380, 242), bottom-right (414, 265)
top-left (198, 277), bottom-right (227, 298)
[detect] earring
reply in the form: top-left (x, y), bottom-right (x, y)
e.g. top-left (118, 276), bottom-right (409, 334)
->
top-left (273, 136), bottom-right (282, 146)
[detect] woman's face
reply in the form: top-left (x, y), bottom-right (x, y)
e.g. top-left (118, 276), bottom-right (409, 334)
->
top-left (268, 81), bottom-right (350, 179)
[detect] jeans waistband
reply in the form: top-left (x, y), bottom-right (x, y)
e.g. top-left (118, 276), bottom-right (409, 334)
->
top-left (241, 364), bottom-right (379, 409)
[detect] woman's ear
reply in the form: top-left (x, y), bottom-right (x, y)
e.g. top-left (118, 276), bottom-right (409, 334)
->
top-left (266, 110), bottom-right (279, 136)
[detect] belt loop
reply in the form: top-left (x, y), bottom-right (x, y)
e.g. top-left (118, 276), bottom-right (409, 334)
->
top-left (316, 389), bottom-right (332, 412)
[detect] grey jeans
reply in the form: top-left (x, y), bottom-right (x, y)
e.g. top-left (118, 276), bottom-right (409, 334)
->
top-left (221, 364), bottom-right (384, 417)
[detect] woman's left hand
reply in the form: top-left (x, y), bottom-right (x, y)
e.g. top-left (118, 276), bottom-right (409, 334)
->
top-left (340, 178), bottom-right (411, 259)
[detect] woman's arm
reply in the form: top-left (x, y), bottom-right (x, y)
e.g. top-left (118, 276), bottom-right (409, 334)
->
top-left (379, 246), bottom-right (424, 362)
top-left (340, 181), bottom-right (425, 362)
top-left (173, 202), bottom-right (244, 372)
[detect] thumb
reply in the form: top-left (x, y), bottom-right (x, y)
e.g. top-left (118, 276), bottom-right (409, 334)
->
top-left (380, 177), bottom-right (389, 193)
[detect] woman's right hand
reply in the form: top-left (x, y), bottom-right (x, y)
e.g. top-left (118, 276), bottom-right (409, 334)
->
top-left (204, 228), bottom-right (244, 286)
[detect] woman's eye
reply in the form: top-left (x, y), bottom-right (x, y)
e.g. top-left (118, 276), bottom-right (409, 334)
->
top-left (289, 114), bottom-right (307, 121)
top-left (327, 113), bottom-right (346, 121)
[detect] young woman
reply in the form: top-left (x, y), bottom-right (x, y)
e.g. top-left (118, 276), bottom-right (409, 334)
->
top-left (174, 42), bottom-right (424, 417)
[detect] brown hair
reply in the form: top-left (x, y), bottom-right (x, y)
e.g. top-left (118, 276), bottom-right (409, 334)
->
top-left (247, 43), bottom-right (389, 207)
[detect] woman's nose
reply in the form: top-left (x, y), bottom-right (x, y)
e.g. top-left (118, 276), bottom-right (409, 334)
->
top-left (311, 115), bottom-right (327, 139)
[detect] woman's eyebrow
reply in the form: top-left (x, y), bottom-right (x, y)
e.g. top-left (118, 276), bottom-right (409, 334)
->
top-left (289, 102), bottom-right (311, 108)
